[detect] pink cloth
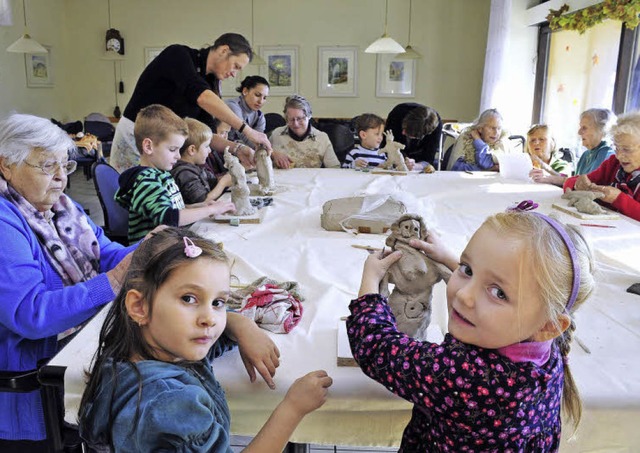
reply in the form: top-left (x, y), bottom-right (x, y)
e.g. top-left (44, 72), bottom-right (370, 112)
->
top-left (240, 284), bottom-right (303, 333)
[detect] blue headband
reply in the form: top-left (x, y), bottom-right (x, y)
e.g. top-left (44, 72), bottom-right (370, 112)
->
top-left (531, 212), bottom-right (581, 311)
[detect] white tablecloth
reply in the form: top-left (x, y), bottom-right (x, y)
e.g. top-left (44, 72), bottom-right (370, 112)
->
top-left (52, 169), bottom-right (640, 450)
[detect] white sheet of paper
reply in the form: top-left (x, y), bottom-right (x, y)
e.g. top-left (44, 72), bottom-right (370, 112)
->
top-left (497, 153), bottom-right (533, 181)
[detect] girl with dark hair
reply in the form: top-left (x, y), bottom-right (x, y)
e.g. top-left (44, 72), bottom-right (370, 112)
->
top-left (110, 33), bottom-right (271, 174)
top-left (226, 75), bottom-right (270, 148)
top-left (79, 227), bottom-right (332, 451)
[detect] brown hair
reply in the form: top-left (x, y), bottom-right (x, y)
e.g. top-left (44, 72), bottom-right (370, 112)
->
top-left (354, 113), bottom-right (385, 134)
top-left (180, 118), bottom-right (213, 155)
top-left (402, 106), bottom-right (439, 139)
top-left (133, 104), bottom-right (188, 153)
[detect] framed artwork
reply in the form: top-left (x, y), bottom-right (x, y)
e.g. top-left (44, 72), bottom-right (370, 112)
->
top-left (317, 46), bottom-right (358, 97)
top-left (144, 47), bottom-right (165, 66)
top-left (376, 54), bottom-right (416, 98)
top-left (259, 46), bottom-right (298, 96)
top-left (25, 46), bottom-right (53, 88)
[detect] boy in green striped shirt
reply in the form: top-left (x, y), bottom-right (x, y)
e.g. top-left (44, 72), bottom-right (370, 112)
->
top-left (115, 105), bottom-right (235, 243)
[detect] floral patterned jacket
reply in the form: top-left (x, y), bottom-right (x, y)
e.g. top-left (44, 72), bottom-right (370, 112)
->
top-left (347, 294), bottom-right (563, 452)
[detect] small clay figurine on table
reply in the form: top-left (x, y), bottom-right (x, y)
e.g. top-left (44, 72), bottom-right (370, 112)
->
top-left (380, 214), bottom-right (451, 340)
top-left (377, 130), bottom-right (408, 171)
top-left (562, 190), bottom-right (606, 215)
top-left (255, 146), bottom-right (275, 195)
top-left (224, 148), bottom-right (256, 216)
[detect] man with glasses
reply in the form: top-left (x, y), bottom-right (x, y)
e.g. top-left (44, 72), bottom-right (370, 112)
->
top-left (270, 94), bottom-right (340, 169)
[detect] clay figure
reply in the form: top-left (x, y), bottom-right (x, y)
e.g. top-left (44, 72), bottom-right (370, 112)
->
top-left (562, 190), bottom-right (607, 215)
top-left (224, 148), bottom-right (256, 216)
top-left (380, 214), bottom-right (451, 340)
top-left (377, 130), bottom-right (408, 171)
top-left (256, 146), bottom-right (275, 195)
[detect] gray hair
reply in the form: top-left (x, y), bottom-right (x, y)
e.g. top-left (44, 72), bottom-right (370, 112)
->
top-left (611, 111), bottom-right (640, 140)
top-left (283, 94), bottom-right (312, 118)
top-left (473, 108), bottom-right (503, 128)
top-left (0, 113), bottom-right (75, 166)
top-left (580, 108), bottom-right (616, 138)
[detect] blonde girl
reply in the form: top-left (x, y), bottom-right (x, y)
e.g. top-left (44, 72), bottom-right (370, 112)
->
top-left (349, 210), bottom-right (595, 451)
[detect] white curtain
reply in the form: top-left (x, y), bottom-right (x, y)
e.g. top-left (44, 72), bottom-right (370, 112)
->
top-left (0, 0), bottom-right (13, 27)
top-left (479, 0), bottom-right (512, 112)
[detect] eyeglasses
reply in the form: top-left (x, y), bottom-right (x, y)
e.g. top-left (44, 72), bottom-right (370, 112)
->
top-left (614, 143), bottom-right (640, 155)
top-left (287, 116), bottom-right (308, 125)
top-left (24, 159), bottom-right (77, 175)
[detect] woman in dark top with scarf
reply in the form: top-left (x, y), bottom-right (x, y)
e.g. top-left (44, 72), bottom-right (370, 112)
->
top-left (110, 33), bottom-right (271, 173)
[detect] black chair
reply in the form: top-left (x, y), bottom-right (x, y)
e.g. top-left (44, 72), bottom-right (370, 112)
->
top-left (0, 365), bottom-right (82, 452)
top-left (264, 112), bottom-right (286, 135)
top-left (314, 122), bottom-right (355, 166)
top-left (92, 162), bottom-right (129, 245)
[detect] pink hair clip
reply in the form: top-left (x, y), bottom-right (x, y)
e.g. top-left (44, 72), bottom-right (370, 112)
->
top-left (507, 200), bottom-right (539, 212)
top-left (183, 237), bottom-right (202, 258)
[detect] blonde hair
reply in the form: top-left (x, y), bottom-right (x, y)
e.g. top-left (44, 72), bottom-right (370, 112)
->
top-left (134, 104), bottom-right (188, 153)
top-left (483, 211), bottom-right (596, 430)
top-left (526, 124), bottom-right (557, 155)
top-left (180, 118), bottom-right (213, 155)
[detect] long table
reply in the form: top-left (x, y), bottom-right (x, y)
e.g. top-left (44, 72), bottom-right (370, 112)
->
top-left (45, 169), bottom-right (640, 450)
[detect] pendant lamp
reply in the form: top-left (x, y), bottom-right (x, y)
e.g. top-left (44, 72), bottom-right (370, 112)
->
top-left (365, 0), bottom-right (405, 54)
top-left (250, 0), bottom-right (266, 65)
top-left (397, 0), bottom-right (421, 60)
top-left (6, 0), bottom-right (47, 54)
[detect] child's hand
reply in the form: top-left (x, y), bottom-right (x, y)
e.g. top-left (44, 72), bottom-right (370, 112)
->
top-left (354, 158), bottom-right (368, 168)
top-left (358, 250), bottom-right (402, 297)
top-left (283, 370), bottom-right (333, 417)
top-left (410, 232), bottom-right (458, 272)
top-left (271, 150), bottom-right (293, 169)
top-left (208, 200), bottom-right (235, 216)
top-left (218, 173), bottom-right (233, 188)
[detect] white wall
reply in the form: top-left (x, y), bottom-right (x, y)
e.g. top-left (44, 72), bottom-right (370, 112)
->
top-left (0, 0), bottom-right (492, 123)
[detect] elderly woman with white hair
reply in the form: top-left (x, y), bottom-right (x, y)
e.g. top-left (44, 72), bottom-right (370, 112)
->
top-left (0, 113), bottom-right (137, 449)
top-left (531, 108), bottom-right (617, 187)
top-left (564, 111), bottom-right (640, 221)
top-left (449, 108), bottom-right (514, 171)
top-left (269, 94), bottom-right (340, 169)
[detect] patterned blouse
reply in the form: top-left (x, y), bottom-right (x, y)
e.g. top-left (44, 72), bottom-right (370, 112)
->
top-left (347, 294), bottom-right (563, 452)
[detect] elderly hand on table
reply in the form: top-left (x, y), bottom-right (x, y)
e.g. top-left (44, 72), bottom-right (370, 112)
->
top-left (225, 312), bottom-right (281, 389)
top-left (271, 149), bottom-right (294, 169)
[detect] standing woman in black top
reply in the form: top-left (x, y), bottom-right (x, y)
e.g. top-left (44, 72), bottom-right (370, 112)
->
top-left (384, 103), bottom-right (442, 171)
top-left (110, 33), bottom-right (270, 173)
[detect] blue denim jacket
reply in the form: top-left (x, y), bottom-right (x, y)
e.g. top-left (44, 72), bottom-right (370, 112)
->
top-left (81, 336), bottom-right (236, 452)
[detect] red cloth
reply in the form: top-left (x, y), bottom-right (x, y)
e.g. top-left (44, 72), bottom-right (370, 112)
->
top-left (564, 155), bottom-right (640, 221)
top-left (240, 284), bottom-right (303, 333)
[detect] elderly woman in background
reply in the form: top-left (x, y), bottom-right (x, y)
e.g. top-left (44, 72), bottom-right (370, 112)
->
top-left (270, 94), bottom-right (340, 169)
top-left (530, 108), bottom-right (616, 186)
top-left (527, 124), bottom-right (572, 183)
top-left (0, 114), bottom-right (136, 450)
top-left (564, 111), bottom-right (640, 221)
top-left (226, 75), bottom-right (270, 149)
top-left (450, 108), bottom-right (514, 171)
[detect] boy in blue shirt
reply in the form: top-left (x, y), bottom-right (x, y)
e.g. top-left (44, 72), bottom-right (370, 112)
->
top-left (343, 114), bottom-right (386, 169)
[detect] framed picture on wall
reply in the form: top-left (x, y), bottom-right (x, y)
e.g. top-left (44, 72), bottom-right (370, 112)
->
top-left (144, 47), bottom-right (165, 66)
top-left (25, 46), bottom-right (53, 88)
top-left (317, 46), bottom-right (358, 97)
top-left (376, 54), bottom-right (416, 98)
top-left (259, 46), bottom-right (298, 96)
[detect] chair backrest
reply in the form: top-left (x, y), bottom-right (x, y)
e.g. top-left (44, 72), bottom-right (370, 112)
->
top-left (315, 122), bottom-right (355, 166)
top-left (264, 112), bottom-right (286, 135)
top-left (84, 120), bottom-right (115, 142)
top-left (508, 135), bottom-right (526, 153)
top-left (92, 162), bottom-right (129, 243)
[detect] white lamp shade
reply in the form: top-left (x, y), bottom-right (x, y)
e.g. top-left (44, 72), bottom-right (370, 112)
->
top-left (364, 34), bottom-right (405, 54)
top-left (251, 52), bottom-right (266, 66)
top-left (7, 33), bottom-right (47, 53)
top-left (397, 45), bottom-right (422, 60)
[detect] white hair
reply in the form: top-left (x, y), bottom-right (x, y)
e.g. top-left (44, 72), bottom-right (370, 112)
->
top-left (0, 113), bottom-right (75, 166)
